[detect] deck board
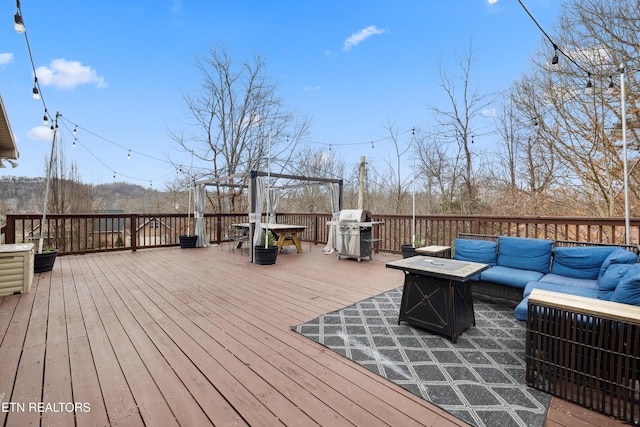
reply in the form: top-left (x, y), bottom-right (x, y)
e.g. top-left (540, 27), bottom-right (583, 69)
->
top-left (0, 245), bottom-right (624, 426)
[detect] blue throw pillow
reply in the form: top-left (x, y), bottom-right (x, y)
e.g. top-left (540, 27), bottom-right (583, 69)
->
top-left (452, 239), bottom-right (497, 266)
top-left (497, 236), bottom-right (553, 273)
top-left (610, 264), bottom-right (640, 306)
top-left (598, 248), bottom-right (638, 278)
top-left (597, 263), bottom-right (632, 300)
top-left (550, 246), bottom-right (616, 280)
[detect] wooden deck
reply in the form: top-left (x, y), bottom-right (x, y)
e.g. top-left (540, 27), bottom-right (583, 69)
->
top-left (0, 244), bottom-right (623, 426)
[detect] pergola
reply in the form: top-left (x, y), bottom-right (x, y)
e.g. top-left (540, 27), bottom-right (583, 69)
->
top-left (197, 170), bottom-right (343, 262)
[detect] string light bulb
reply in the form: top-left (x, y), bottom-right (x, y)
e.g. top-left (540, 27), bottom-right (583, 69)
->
top-left (585, 73), bottom-right (593, 95)
top-left (607, 75), bottom-right (615, 95)
top-left (43, 109), bottom-right (48, 127)
top-left (72, 139), bottom-right (76, 148)
top-left (73, 126), bottom-right (77, 136)
top-left (127, 150), bottom-right (131, 160)
top-left (551, 45), bottom-right (559, 65)
top-left (32, 85), bottom-right (39, 100)
top-left (14, 1), bottom-right (25, 34)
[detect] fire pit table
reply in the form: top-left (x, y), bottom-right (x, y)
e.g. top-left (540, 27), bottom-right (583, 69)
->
top-left (386, 256), bottom-right (489, 342)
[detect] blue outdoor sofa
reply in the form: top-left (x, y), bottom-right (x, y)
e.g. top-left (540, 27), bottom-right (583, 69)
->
top-left (452, 233), bottom-right (640, 424)
top-left (451, 234), bottom-right (640, 320)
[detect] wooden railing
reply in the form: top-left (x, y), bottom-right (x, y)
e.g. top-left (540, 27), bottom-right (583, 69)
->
top-left (3, 212), bottom-right (639, 255)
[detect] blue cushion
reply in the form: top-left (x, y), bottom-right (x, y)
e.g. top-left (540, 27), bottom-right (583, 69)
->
top-left (515, 281), bottom-right (600, 321)
top-left (522, 280), bottom-right (599, 299)
top-left (610, 264), bottom-right (640, 306)
top-left (452, 239), bottom-right (497, 266)
top-left (550, 246), bottom-right (616, 280)
top-left (539, 273), bottom-right (598, 290)
top-left (480, 266), bottom-right (544, 289)
top-left (597, 264), bottom-right (633, 300)
top-left (497, 236), bottom-right (553, 273)
top-left (598, 248), bottom-right (638, 278)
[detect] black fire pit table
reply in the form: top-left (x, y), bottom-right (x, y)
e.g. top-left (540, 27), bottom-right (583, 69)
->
top-left (386, 256), bottom-right (489, 343)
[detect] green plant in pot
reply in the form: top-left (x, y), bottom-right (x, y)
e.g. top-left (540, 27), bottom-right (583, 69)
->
top-left (255, 230), bottom-right (278, 265)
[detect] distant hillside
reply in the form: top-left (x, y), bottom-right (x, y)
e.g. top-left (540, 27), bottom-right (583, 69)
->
top-left (0, 176), bottom-right (164, 213)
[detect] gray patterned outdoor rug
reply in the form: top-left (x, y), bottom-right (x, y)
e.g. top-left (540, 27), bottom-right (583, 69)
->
top-left (292, 288), bottom-right (551, 427)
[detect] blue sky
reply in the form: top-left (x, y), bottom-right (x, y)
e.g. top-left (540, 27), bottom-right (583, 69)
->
top-left (0, 0), bottom-right (561, 188)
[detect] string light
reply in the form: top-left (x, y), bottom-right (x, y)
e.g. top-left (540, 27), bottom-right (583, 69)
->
top-left (127, 150), bottom-right (131, 160)
top-left (13, 1), bottom-right (180, 186)
top-left (32, 79), bottom-right (40, 100)
top-left (607, 75), bottom-right (615, 95)
top-left (13, 1), bottom-right (24, 33)
top-left (585, 73), bottom-right (594, 95)
top-left (518, 0), bottom-right (616, 92)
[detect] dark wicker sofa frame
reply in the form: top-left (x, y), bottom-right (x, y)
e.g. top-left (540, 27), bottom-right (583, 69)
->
top-left (526, 289), bottom-right (640, 424)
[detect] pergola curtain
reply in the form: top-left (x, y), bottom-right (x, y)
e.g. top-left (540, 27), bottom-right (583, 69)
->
top-left (194, 184), bottom-right (209, 247)
top-left (252, 176), bottom-right (266, 246)
top-left (323, 183), bottom-right (340, 254)
top-left (268, 188), bottom-right (280, 223)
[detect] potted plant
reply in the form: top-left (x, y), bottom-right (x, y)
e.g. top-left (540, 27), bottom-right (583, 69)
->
top-left (254, 230), bottom-right (278, 265)
top-left (34, 247), bottom-right (58, 273)
top-left (401, 236), bottom-right (423, 258)
top-left (179, 234), bottom-right (198, 248)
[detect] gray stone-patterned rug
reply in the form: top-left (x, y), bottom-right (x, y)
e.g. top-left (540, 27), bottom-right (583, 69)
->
top-left (292, 288), bottom-right (551, 427)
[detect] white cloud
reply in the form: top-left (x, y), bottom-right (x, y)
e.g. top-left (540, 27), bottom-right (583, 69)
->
top-left (343, 25), bottom-right (386, 52)
top-left (482, 108), bottom-right (497, 118)
top-left (0, 53), bottom-right (14, 65)
top-left (27, 126), bottom-right (54, 141)
top-left (488, 0), bottom-right (499, 4)
top-left (35, 58), bottom-right (107, 89)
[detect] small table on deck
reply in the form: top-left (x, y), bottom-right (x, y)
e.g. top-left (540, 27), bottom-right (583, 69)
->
top-left (234, 223), bottom-right (307, 254)
top-left (415, 245), bottom-right (451, 258)
top-left (386, 256), bottom-right (489, 342)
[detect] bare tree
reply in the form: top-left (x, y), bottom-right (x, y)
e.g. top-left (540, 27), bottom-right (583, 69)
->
top-left (414, 128), bottom-right (460, 213)
top-left (170, 43), bottom-right (311, 212)
top-left (430, 41), bottom-right (497, 213)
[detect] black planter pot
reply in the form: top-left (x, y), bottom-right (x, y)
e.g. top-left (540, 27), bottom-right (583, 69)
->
top-left (255, 245), bottom-right (278, 265)
top-left (179, 235), bottom-right (198, 248)
top-left (400, 244), bottom-right (418, 259)
top-left (34, 250), bottom-right (58, 273)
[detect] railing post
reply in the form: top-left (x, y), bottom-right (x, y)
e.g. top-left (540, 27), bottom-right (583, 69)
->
top-left (130, 214), bottom-right (137, 251)
top-left (5, 215), bottom-right (15, 244)
top-left (216, 214), bottom-right (222, 244)
top-left (472, 217), bottom-right (480, 234)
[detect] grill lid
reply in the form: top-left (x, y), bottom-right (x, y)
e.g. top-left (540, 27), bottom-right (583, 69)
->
top-left (338, 209), bottom-right (371, 223)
